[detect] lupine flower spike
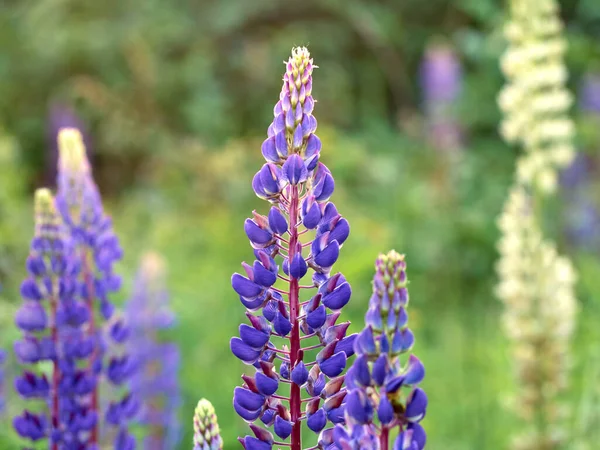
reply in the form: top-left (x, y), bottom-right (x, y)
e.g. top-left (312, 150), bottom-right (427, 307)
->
top-left (498, 0), bottom-right (575, 193)
top-left (230, 47), bottom-right (356, 450)
top-left (324, 251), bottom-right (427, 450)
top-left (0, 348), bottom-right (5, 414)
top-left (126, 252), bottom-right (181, 449)
top-left (193, 398), bottom-right (223, 450)
top-left (419, 41), bottom-right (463, 152)
top-left (496, 188), bottom-right (577, 449)
top-left (56, 128), bottom-right (138, 448)
top-left (497, 1), bottom-right (579, 448)
top-left (14, 188), bottom-right (94, 448)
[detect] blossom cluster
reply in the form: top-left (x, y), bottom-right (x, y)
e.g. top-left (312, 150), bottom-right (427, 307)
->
top-left (497, 0), bottom-right (575, 193)
top-left (496, 187), bottom-right (577, 449)
top-left (13, 128), bottom-right (138, 449)
top-left (322, 251), bottom-right (427, 450)
top-left (230, 47), bottom-right (356, 450)
top-left (125, 252), bottom-right (181, 449)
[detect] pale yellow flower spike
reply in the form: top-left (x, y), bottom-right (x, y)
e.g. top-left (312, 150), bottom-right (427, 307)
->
top-left (57, 127), bottom-right (89, 175)
top-left (498, 0), bottom-right (575, 194)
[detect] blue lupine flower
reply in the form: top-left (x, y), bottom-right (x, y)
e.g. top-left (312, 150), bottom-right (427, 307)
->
top-left (125, 252), bottom-right (181, 449)
top-left (231, 47), bottom-right (355, 449)
top-left (55, 128), bottom-right (138, 448)
top-left (13, 188), bottom-right (96, 447)
top-left (327, 251), bottom-right (427, 450)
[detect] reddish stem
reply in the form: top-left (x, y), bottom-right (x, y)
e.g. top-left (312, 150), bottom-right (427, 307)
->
top-left (50, 292), bottom-right (60, 450)
top-left (380, 427), bottom-right (389, 450)
top-left (287, 185), bottom-right (302, 450)
top-left (82, 249), bottom-right (99, 444)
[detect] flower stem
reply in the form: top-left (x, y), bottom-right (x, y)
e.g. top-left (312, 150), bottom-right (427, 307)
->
top-left (380, 427), bottom-right (389, 450)
top-left (287, 185), bottom-right (302, 450)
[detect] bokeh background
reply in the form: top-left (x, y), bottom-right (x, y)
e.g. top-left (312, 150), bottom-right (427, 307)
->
top-left (1, 0), bottom-right (600, 448)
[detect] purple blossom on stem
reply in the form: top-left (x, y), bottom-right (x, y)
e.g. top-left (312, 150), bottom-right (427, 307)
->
top-left (325, 251), bottom-right (427, 450)
top-left (125, 252), bottom-right (181, 449)
top-left (231, 47), bottom-right (355, 450)
top-left (13, 188), bottom-right (95, 448)
top-left (55, 128), bottom-right (138, 449)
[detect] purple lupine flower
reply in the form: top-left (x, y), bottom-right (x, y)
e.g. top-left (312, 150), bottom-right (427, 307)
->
top-left (125, 252), bottom-right (181, 449)
top-left (579, 72), bottom-right (600, 113)
top-left (55, 128), bottom-right (138, 448)
top-left (328, 251), bottom-right (427, 450)
top-left (0, 349), bottom-right (6, 413)
top-left (419, 41), bottom-right (464, 152)
top-left (559, 73), bottom-right (600, 250)
top-left (230, 47), bottom-right (356, 450)
top-left (13, 188), bottom-right (97, 448)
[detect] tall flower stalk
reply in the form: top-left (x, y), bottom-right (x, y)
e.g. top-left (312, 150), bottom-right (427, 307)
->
top-left (498, 0), bottom-right (575, 193)
top-left (230, 47), bottom-right (356, 450)
top-left (323, 251), bottom-right (427, 450)
top-left (125, 252), bottom-right (181, 449)
top-left (14, 188), bottom-right (95, 448)
top-left (55, 128), bottom-right (138, 448)
top-left (497, 0), bottom-right (578, 448)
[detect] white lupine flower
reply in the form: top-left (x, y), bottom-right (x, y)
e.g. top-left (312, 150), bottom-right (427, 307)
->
top-left (498, 0), bottom-right (575, 193)
top-left (496, 186), bottom-right (578, 450)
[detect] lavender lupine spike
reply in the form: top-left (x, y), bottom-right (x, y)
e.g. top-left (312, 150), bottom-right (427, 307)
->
top-left (0, 349), bottom-right (6, 414)
top-left (419, 41), bottom-right (463, 152)
top-left (13, 188), bottom-right (97, 448)
top-left (55, 128), bottom-right (138, 449)
top-left (193, 399), bottom-right (223, 450)
top-left (126, 252), bottom-right (181, 449)
top-left (230, 47), bottom-right (356, 450)
top-left (324, 251), bottom-right (427, 450)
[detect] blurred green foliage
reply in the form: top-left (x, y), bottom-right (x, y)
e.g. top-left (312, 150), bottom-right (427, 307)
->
top-left (1, 0), bottom-right (600, 449)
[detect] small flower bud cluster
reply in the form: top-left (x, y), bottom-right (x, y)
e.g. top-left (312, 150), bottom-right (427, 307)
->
top-left (498, 0), bottom-right (575, 193)
top-left (321, 252), bottom-right (427, 450)
top-left (125, 252), bottom-right (181, 449)
top-left (193, 399), bottom-right (223, 450)
top-left (231, 47), bottom-right (355, 450)
top-left (496, 187), bottom-right (577, 449)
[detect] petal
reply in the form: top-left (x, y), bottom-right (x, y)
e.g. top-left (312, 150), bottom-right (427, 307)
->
top-left (268, 207), bottom-right (288, 235)
top-left (291, 362), bottom-right (309, 386)
top-left (403, 355), bottom-right (425, 385)
top-left (322, 281), bottom-right (351, 310)
top-left (318, 352), bottom-right (347, 378)
top-left (239, 324), bottom-right (270, 349)
top-left (307, 408), bottom-right (327, 433)
top-left (230, 337), bottom-right (261, 364)
top-left (244, 219), bottom-right (273, 245)
top-left (232, 274), bottom-right (263, 298)
top-left (274, 416), bottom-right (293, 439)
top-left (255, 372), bottom-right (279, 396)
